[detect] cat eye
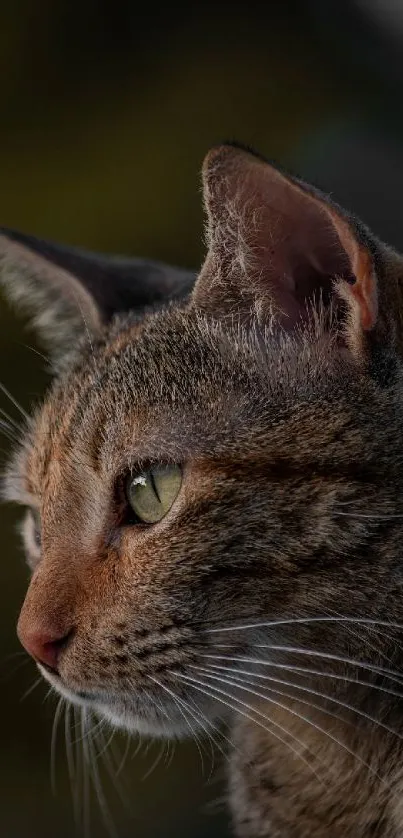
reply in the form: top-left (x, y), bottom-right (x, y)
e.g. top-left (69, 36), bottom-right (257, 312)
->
top-left (126, 465), bottom-right (182, 524)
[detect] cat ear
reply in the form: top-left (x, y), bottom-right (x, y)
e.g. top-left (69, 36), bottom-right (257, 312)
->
top-left (0, 228), bottom-right (193, 362)
top-left (192, 143), bottom-right (378, 357)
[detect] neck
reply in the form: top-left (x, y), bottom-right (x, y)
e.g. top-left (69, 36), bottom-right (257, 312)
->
top-left (229, 674), bottom-right (403, 837)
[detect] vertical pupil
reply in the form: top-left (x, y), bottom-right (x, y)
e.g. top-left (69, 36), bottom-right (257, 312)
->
top-left (149, 470), bottom-right (161, 503)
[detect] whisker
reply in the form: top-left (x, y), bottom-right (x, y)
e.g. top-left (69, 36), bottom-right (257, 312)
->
top-left (73, 705), bottom-right (84, 834)
top-left (202, 656), bottom-right (403, 702)
top-left (64, 702), bottom-right (80, 830)
top-left (140, 685), bottom-right (171, 729)
top-left (192, 665), bottom-right (348, 780)
top-left (147, 674), bottom-right (207, 777)
top-left (0, 380), bottom-right (29, 421)
top-left (80, 708), bottom-right (91, 838)
top-left (333, 511), bottom-right (403, 520)
top-left (325, 604), bottom-right (399, 671)
top-left (0, 419), bottom-right (20, 444)
top-left (1, 655), bottom-right (31, 682)
top-left (43, 686), bottom-right (54, 704)
top-left (79, 714), bottom-right (108, 749)
top-left (20, 342), bottom-right (50, 364)
top-left (181, 693), bottom-right (226, 771)
top-left (165, 738), bottom-right (176, 769)
top-left (20, 675), bottom-right (43, 703)
top-left (203, 648), bottom-right (403, 688)
top-left (141, 740), bottom-right (167, 781)
top-left (187, 692), bottom-right (233, 763)
top-left (50, 696), bottom-right (64, 796)
top-left (0, 407), bottom-right (22, 434)
top-left (85, 713), bottom-right (119, 838)
top-left (179, 669), bottom-right (397, 800)
top-left (173, 670), bottom-right (326, 785)
top-left (89, 722), bottom-right (115, 759)
top-left (197, 662), bottom-right (403, 744)
top-left (205, 616), bottom-right (403, 634)
top-left (92, 725), bottom-right (132, 816)
top-left (198, 662), bottom-right (362, 736)
top-left (130, 732), bottom-right (144, 762)
top-left (163, 676), bottom-right (222, 775)
top-left (72, 291), bottom-right (97, 371)
top-left (115, 732), bottom-right (131, 777)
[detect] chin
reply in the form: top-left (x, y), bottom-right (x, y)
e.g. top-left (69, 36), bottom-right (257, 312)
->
top-left (96, 700), bottom-right (188, 738)
top-left (38, 663), bottom-right (210, 739)
top-left (38, 663), bottom-right (92, 708)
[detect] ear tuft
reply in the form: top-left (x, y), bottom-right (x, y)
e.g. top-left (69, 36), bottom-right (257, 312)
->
top-left (0, 228), bottom-right (194, 365)
top-left (0, 231), bottom-right (102, 359)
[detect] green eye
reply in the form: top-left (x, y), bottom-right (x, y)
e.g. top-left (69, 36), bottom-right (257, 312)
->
top-left (126, 465), bottom-right (182, 524)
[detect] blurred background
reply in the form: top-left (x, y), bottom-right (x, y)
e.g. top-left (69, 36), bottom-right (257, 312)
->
top-left (1, 1), bottom-right (403, 835)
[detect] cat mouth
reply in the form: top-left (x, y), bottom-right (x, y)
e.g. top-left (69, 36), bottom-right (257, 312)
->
top-left (39, 666), bottom-right (117, 707)
top-left (38, 664), bottom-right (104, 706)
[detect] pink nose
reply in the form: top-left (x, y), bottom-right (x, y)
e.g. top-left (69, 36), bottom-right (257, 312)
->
top-left (18, 627), bottom-right (71, 671)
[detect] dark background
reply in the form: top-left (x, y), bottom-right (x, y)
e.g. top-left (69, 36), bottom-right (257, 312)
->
top-left (1, 2), bottom-right (403, 836)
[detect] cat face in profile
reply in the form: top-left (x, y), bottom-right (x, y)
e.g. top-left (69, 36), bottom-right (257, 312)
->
top-left (2, 144), bottom-right (403, 753)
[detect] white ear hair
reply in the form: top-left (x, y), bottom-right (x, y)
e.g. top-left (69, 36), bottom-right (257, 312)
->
top-left (192, 144), bottom-right (377, 358)
top-left (0, 233), bottom-right (101, 354)
top-left (0, 228), bottom-right (194, 364)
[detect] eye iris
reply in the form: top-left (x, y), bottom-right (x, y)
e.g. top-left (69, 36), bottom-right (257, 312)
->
top-left (127, 465), bottom-right (182, 524)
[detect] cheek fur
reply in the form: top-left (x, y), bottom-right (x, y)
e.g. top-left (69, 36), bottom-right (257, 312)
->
top-left (20, 512), bottom-right (41, 570)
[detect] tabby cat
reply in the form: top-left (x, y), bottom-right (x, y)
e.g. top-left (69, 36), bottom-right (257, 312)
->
top-left (2, 143), bottom-right (403, 837)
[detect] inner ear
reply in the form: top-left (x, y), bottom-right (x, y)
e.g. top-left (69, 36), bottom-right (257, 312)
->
top-left (192, 144), bottom-right (377, 350)
top-left (280, 207), bottom-right (359, 331)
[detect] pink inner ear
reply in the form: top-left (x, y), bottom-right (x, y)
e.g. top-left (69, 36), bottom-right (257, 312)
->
top-left (348, 259), bottom-right (377, 331)
top-left (330, 218), bottom-right (378, 332)
top-left (197, 144), bottom-right (377, 337)
top-left (256, 197), bottom-right (354, 330)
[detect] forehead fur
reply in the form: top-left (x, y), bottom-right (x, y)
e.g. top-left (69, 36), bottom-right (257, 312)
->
top-left (7, 303), bottom-right (401, 509)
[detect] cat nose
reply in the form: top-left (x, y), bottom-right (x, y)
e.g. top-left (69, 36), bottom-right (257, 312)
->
top-left (17, 625), bottom-right (72, 672)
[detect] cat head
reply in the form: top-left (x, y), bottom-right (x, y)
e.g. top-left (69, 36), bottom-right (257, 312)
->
top-left (3, 143), bottom-right (403, 737)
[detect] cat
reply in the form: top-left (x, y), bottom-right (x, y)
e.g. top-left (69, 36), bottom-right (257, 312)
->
top-left (2, 142), bottom-right (403, 837)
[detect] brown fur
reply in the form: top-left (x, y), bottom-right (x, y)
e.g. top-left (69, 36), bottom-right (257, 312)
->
top-left (3, 144), bottom-right (403, 836)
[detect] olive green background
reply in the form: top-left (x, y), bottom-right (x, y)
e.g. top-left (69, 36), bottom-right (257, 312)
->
top-left (1, 3), bottom-right (403, 836)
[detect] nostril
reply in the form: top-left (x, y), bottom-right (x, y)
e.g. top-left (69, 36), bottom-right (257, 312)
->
top-left (18, 626), bottom-right (74, 673)
top-left (42, 632), bottom-right (73, 672)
